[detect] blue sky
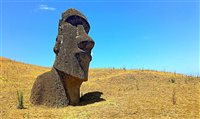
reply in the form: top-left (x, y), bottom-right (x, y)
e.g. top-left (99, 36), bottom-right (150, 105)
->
top-left (1, 0), bottom-right (199, 75)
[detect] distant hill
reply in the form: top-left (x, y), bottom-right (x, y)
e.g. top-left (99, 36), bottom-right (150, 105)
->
top-left (0, 57), bottom-right (199, 119)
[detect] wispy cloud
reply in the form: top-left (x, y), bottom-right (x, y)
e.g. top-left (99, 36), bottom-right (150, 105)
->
top-left (39, 5), bottom-right (56, 11)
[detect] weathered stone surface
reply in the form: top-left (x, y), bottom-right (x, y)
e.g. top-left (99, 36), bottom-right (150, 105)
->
top-left (30, 8), bottom-right (94, 107)
top-left (30, 68), bottom-right (69, 107)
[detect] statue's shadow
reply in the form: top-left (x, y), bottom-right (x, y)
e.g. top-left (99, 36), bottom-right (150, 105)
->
top-left (79, 91), bottom-right (105, 106)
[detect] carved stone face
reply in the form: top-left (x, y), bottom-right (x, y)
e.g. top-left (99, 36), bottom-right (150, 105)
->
top-left (53, 9), bottom-right (94, 81)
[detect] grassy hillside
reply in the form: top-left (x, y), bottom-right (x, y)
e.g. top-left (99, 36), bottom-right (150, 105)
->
top-left (0, 57), bottom-right (199, 119)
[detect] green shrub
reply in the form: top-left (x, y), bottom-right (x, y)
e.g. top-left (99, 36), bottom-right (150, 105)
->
top-left (123, 67), bottom-right (126, 71)
top-left (172, 88), bottom-right (176, 105)
top-left (17, 91), bottom-right (25, 109)
top-left (170, 79), bottom-right (176, 83)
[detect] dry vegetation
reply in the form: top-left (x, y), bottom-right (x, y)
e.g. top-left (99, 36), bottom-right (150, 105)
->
top-left (0, 57), bottom-right (200, 119)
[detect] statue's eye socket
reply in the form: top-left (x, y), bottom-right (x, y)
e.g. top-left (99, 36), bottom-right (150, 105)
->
top-left (78, 41), bottom-right (94, 52)
top-left (65, 15), bottom-right (90, 33)
top-left (66, 17), bottom-right (82, 27)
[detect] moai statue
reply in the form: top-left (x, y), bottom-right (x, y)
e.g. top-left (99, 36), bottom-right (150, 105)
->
top-left (30, 8), bottom-right (94, 107)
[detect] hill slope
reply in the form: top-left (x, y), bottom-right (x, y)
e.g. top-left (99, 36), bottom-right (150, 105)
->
top-left (0, 57), bottom-right (199, 119)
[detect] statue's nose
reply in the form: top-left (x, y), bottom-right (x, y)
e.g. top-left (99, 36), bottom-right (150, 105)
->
top-left (78, 39), bottom-right (94, 53)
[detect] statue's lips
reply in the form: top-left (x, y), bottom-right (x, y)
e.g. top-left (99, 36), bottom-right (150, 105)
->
top-left (76, 51), bottom-right (92, 62)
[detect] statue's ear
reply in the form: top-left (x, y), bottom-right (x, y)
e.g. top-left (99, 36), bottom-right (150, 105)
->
top-left (53, 35), bottom-right (63, 55)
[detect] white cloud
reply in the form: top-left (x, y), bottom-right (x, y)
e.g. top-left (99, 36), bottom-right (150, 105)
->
top-left (39, 5), bottom-right (56, 11)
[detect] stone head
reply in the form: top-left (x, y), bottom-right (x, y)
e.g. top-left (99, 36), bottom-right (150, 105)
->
top-left (53, 8), bottom-right (94, 81)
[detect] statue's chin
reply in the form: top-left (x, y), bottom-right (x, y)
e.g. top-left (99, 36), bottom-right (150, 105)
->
top-left (53, 52), bottom-right (91, 81)
top-left (54, 66), bottom-right (88, 81)
top-left (75, 52), bottom-right (91, 80)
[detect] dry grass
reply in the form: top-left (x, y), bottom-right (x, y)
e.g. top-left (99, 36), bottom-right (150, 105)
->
top-left (0, 57), bottom-right (200, 119)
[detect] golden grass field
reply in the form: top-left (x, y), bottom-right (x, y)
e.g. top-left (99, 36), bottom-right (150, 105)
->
top-left (0, 57), bottom-right (200, 119)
